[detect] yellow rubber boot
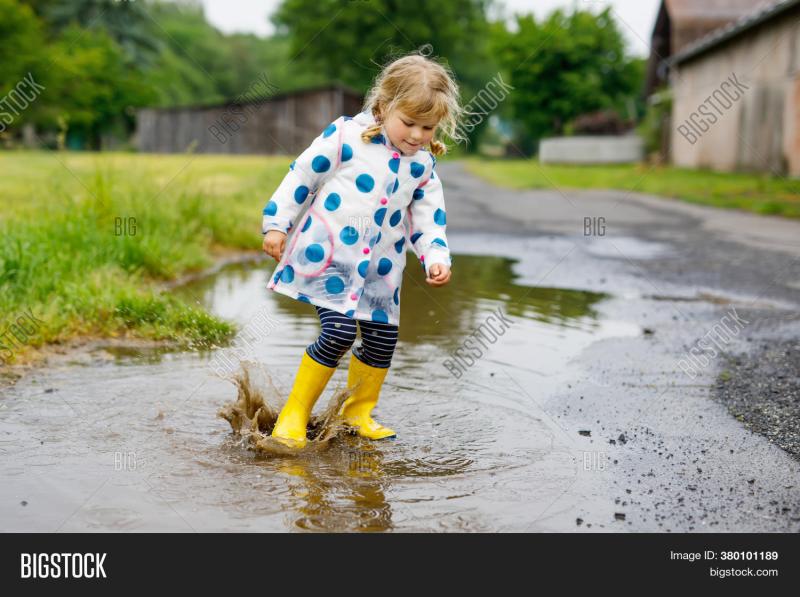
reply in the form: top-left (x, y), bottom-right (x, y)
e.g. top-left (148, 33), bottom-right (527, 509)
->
top-left (339, 353), bottom-right (396, 440)
top-left (271, 352), bottom-right (336, 449)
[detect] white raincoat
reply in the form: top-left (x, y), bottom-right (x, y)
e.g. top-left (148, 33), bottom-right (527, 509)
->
top-left (261, 110), bottom-right (451, 325)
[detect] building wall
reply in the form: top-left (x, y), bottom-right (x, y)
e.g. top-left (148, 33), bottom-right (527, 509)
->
top-left (670, 9), bottom-right (800, 176)
top-left (134, 87), bottom-right (363, 155)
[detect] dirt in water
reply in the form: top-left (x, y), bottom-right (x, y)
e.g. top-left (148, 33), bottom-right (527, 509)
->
top-left (217, 361), bottom-right (353, 455)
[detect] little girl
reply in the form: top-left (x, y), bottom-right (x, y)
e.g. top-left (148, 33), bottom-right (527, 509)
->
top-left (261, 52), bottom-right (462, 448)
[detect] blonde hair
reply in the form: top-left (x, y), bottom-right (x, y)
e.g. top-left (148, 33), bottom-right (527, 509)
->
top-left (360, 50), bottom-right (464, 157)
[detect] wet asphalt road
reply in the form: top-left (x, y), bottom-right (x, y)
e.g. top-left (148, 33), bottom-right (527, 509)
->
top-left (438, 160), bottom-right (800, 531)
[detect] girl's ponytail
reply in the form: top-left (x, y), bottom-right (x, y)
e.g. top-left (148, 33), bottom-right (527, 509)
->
top-left (428, 138), bottom-right (448, 157)
top-left (360, 123), bottom-right (383, 145)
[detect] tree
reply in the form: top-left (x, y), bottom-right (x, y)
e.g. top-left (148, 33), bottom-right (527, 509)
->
top-left (20, 0), bottom-right (162, 67)
top-left (494, 7), bottom-right (644, 154)
top-left (140, 2), bottom-right (307, 108)
top-left (272, 0), bottom-right (498, 151)
top-left (44, 25), bottom-right (156, 148)
top-left (0, 0), bottom-right (46, 93)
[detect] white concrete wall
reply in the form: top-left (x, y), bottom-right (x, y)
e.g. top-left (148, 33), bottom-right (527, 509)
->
top-left (539, 135), bottom-right (644, 164)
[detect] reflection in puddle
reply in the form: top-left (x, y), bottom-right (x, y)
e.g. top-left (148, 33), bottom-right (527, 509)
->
top-left (1, 248), bottom-right (640, 532)
top-left (582, 237), bottom-right (672, 260)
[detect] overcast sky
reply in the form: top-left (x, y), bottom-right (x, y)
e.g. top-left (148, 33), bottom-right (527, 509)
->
top-left (199, 0), bottom-right (661, 57)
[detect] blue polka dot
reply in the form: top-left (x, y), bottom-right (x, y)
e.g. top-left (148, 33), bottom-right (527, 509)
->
top-left (345, 309), bottom-right (355, 317)
top-left (434, 208), bottom-right (446, 225)
top-left (393, 287), bottom-right (400, 305)
top-left (263, 200), bottom-right (278, 216)
top-left (301, 216), bottom-right (312, 232)
top-left (410, 162), bottom-right (425, 178)
top-left (294, 185), bottom-right (309, 204)
top-left (432, 238), bottom-right (447, 247)
top-left (388, 157), bottom-right (399, 173)
top-left (389, 210), bottom-right (402, 226)
top-left (305, 244), bottom-right (325, 262)
top-left (377, 258), bottom-right (393, 275)
top-left (312, 155), bottom-right (330, 173)
top-left (324, 192), bottom-right (341, 211)
top-left (325, 276), bottom-right (344, 294)
top-left (374, 207), bottom-right (387, 226)
top-left (322, 123), bottom-right (336, 138)
top-left (356, 174), bottom-right (375, 193)
top-left (357, 260), bottom-right (369, 277)
top-left (341, 143), bottom-right (353, 161)
top-left (392, 178), bottom-right (399, 193)
top-left (411, 232), bottom-right (423, 243)
top-left (371, 134), bottom-right (385, 145)
top-left (273, 270), bottom-right (282, 284)
top-left (369, 231), bottom-right (381, 247)
top-left (413, 188), bottom-right (425, 201)
top-left (289, 160), bottom-right (296, 170)
top-left (431, 171), bottom-right (436, 179)
top-left (281, 265), bottom-right (295, 283)
top-left (372, 309), bottom-right (388, 323)
top-left (298, 294), bottom-right (311, 303)
top-left (394, 238), bottom-right (405, 253)
top-left (340, 226), bottom-right (359, 245)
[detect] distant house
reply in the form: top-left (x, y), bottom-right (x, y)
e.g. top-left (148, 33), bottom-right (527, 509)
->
top-left (134, 83), bottom-right (363, 155)
top-left (668, 0), bottom-right (800, 176)
top-left (645, 0), bottom-right (757, 96)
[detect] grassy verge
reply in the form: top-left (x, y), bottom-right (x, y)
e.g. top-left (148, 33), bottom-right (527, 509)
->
top-left (0, 150), bottom-right (291, 366)
top-left (462, 157), bottom-right (800, 218)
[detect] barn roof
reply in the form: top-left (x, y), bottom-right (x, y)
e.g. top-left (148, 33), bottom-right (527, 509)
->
top-left (645, 0), bottom-right (757, 94)
top-left (670, 0), bottom-right (800, 65)
top-left (144, 82), bottom-right (363, 112)
top-left (662, 0), bottom-right (765, 23)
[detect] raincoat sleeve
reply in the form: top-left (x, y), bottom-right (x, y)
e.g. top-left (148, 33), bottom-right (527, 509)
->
top-left (407, 158), bottom-right (452, 275)
top-left (261, 116), bottom-right (344, 235)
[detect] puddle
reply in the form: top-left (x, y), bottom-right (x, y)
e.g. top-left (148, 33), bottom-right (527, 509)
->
top-left (0, 238), bottom-right (642, 532)
top-left (582, 237), bottom-right (672, 260)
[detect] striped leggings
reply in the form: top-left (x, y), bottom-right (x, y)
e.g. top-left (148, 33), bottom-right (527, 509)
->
top-left (306, 307), bottom-right (399, 369)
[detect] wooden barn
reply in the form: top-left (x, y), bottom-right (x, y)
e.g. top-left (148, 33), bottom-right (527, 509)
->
top-left (668, 0), bottom-right (800, 176)
top-left (134, 83), bottom-right (363, 155)
top-left (645, 0), bottom-right (757, 95)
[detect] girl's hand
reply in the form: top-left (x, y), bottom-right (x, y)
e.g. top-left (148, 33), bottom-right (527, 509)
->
top-left (263, 230), bottom-right (287, 262)
top-left (426, 264), bottom-right (451, 287)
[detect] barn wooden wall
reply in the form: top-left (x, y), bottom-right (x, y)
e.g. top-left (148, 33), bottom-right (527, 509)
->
top-left (670, 8), bottom-right (800, 176)
top-left (135, 86), bottom-right (363, 155)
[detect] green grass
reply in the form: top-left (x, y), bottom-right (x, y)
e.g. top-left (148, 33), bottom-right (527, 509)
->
top-left (463, 158), bottom-right (800, 218)
top-left (0, 150), bottom-right (293, 364)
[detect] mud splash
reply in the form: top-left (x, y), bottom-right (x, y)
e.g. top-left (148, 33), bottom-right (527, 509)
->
top-left (217, 361), bottom-right (353, 455)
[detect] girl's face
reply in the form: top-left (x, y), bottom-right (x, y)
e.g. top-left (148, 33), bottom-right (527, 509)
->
top-left (381, 109), bottom-right (438, 155)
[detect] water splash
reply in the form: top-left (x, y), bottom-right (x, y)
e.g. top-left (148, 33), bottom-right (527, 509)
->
top-left (217, 361), bottom-right (353, 455)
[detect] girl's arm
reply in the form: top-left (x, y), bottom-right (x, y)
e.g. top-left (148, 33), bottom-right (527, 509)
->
top-left (406, 159), bottom-right (451, 276)
top-left (261, 116), bottom-right (345, 235)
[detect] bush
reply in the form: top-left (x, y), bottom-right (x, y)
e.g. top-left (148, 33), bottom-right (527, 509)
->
top-left (638, 88), bottom-right (672, 159)
top-left (567, 110), bottom-right (633, 135)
